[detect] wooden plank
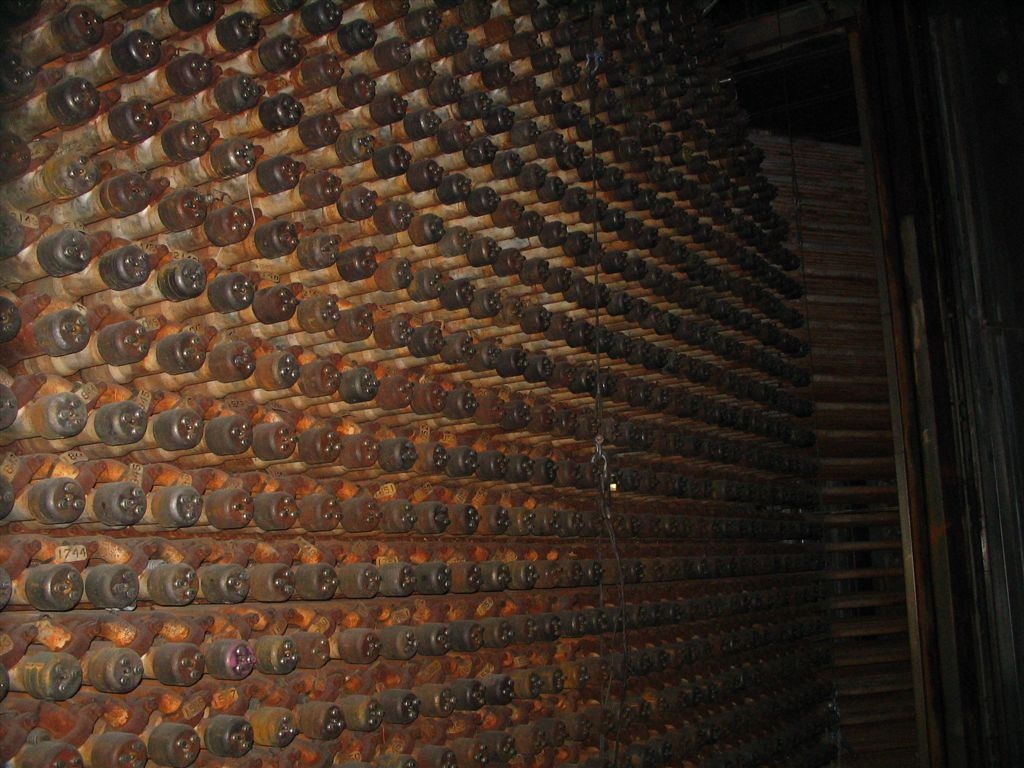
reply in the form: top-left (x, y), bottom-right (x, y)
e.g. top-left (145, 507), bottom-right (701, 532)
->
top-left (831, 617), bottom-right (910, 638)
top-left (820, 510), bottom-right (901, 525)
top-left (825, 539), bottom-right (902, 552)
top-left (831, 592), bottom-right (909, 610)
top-left (827, 566), bottom-right (905, 580)
top-left (815, 463), bottom-right (897, 481)
top-left (836, 673), bottom-right (915, 696)
top-left (812, 403), bottom-right (893, 429)
top-left (832, 643), bottom-right (913, 667)
top-left (821, 485), bottom-right (900, 504)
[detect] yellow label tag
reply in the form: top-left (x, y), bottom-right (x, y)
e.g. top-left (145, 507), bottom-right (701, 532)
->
top-left (177, 473), bottom-right (192, 487)
top-left (54, 544), bottom-right (89, 564)
top-left (452, 488), bottom-right (468, 504)
top-left (439, 430), bottom-right (456, 447)
top-left (12, 209), bottom-right (39, 228)
top-left (391, 607), bottom-right (411, 624)
top-left (58, 450), bottom-right (86, 466)
top-left (523, 497), bottom-right (537, 510)
top-left (376, 553), bottom-right (399, 565)
top-left (126, 462), bottom-right (144, 486)
top-left (411, 483), bottom-right (432, 502)
top-left (0, 631), bottom-right (13, 656)
top-left (471, 490), bottom-right (488, 507)
top-left (474, 597), bottom-right (494, 617)
top-left (211, 687), bottom-right (238, 710)
top-left (179, 694), bottom-right (207, 721)
top-left (309, 615), bottom-right (331, 635)
top-left (133, 389), bottom-right (152, 410)
top-left (417, 423), bottom-right (431, 441)
top-left (258, 271), bottom-right (281, 284)
top-left (0, 368), bottom-right (12, 386)
top-left (1, 453), bottom-right (20, 480)
top-left (499, 491), bottom-right (512, 507)
top-left (76, 382), bottom-right (99, 403)
top-left (137, 316), bottom-right (161, 332)
top-left (55, 137), bottom-right (86, 156)
top-left (421, 659), bottom-right (441, 681)
top-left (373, 483), bottom-right (396, 500)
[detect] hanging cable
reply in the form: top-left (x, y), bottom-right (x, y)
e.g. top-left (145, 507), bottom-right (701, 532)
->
top-left (585, 22), bottom-right (630, 768)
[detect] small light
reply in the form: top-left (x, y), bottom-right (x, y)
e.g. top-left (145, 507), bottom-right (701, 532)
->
top-left (608, 482), bottom-right (618, 492)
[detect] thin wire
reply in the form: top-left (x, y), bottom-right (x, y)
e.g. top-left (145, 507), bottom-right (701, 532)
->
top-left (586, 25), bottom-right (629, 768)
top-left (832, 685), bottom-right (844, 768)
top-left (588, 74), bottom-right (605, 429)
top-left (244, 168), bottom-right (257, 225)
top-left (601, 478), bottom-right (629, 768)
